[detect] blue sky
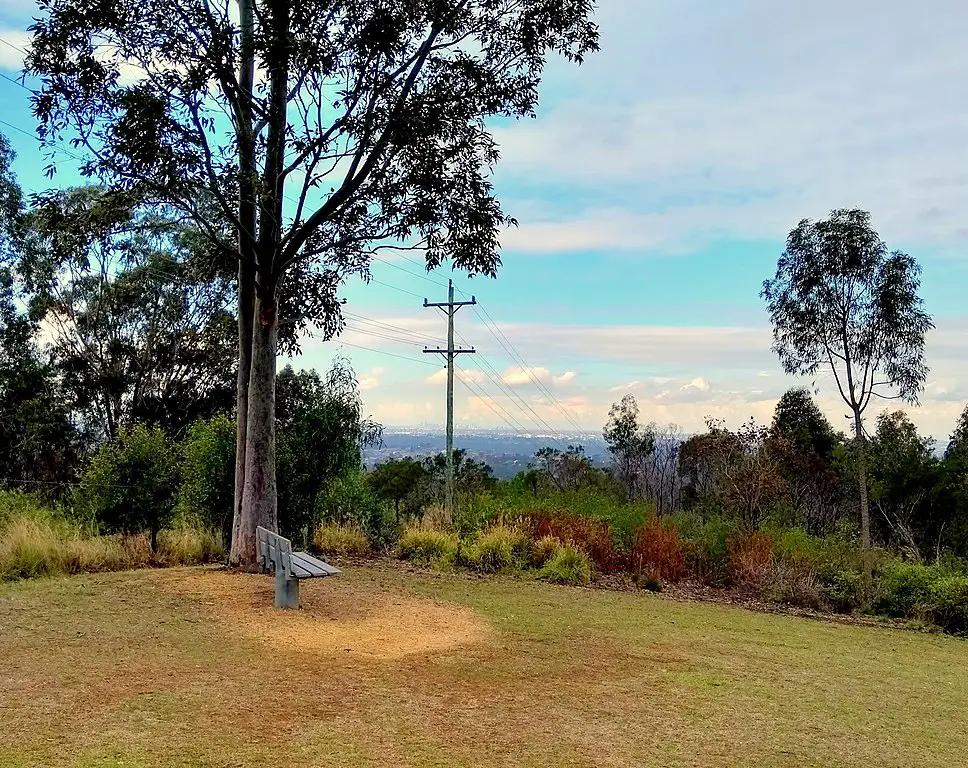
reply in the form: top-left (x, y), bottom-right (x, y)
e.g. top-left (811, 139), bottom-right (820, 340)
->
top-left (2, 0), bottom-right (968, 440)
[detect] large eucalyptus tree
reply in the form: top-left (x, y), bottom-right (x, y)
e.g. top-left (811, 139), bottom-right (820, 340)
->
top-left (26, 0), bottom-right (598, 567)
top-left (762, 209), bottom-right (933, 555)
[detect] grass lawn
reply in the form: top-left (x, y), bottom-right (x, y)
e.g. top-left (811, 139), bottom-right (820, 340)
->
top-left (1, 565), bottom-right (966, 768)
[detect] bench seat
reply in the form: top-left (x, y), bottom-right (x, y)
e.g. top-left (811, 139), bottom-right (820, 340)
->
top-left (256, 526), bottom-right (340, 608)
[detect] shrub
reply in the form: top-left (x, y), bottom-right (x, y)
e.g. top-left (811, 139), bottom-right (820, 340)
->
top-left (629, 518), bottom-right (685, 583)
top-left (156, 524), bottom-right (226, 566)
top-left (672, 512), bottom-right (736, 585)
top-left (396, 526), bottom-right (459, 564)
top-left (467, 525), bottom-right (530, 573)
top-left (313, 523), bottom-right (370, 557)
top-left (177, 416), bottom-right (236, 538)
top-left (515, 510), bottom-right (620, 573)
top-left (767, 562), bottom-right (823, 610)
top-left (727, 531), bottom-right (774, 588)
top-left (820, 568), bottom-right (865, 613)
top-left (531, 535), bottom-right (562, 568)
top-left (875, 562), bottom-right (940, 617)
top-left (73, 425), bottom-right (180, 550)
top-left (0, 490), bottom-right (54, 528)
top-left (929, 575), bottom-right (968, 635)
top-left (316, 470), bottom-right (387, 544)
top-left (538, 545), bottom-right (591, 586)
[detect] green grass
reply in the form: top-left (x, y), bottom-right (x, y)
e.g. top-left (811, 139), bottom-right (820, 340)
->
top-left (1, 565), bottom-right (967, 767)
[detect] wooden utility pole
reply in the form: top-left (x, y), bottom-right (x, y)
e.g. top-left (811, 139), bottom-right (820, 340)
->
top-left (423, 279), bottom-right (476, 520)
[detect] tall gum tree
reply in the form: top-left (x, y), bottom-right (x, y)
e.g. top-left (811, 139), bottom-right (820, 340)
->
top-left (762, 209), bottom-right (933, 564)
top-left (26, 0), bottom-right (599, 568)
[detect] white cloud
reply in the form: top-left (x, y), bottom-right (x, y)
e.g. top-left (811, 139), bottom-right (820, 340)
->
top-left (609, 380), bottom-right (640, 393)
top-left (494, 0), bottom-right (968, 252)
top-left (425, 368), bottom-right (488, 386)
top-left (501, 366), bottom-right (550, 385)
top-left (682, 377), bottom-right (710, 394)
top-left (0, 28), bottom-right (29, 71)
top-left (553, 371), bottom-right (577, 386)
top-left (358, 367), bottom-right (384, 391)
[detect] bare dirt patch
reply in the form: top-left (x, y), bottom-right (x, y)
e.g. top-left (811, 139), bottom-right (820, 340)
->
top-left (158, 568), bottom-right (491, 660)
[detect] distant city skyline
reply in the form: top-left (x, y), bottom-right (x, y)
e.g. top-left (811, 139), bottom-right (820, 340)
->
top-left (3, 0), bottom-right (968, 440)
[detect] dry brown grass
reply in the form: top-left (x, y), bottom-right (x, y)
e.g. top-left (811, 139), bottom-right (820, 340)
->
top-left (1, 565), bottom-right (967, 767)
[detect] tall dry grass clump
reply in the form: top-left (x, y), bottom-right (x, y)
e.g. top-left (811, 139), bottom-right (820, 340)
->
top-left (313, 522), bottom-right (370, 557)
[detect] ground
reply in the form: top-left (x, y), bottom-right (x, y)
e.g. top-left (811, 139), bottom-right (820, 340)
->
top-left (1, 565), bottom-right (966, 768)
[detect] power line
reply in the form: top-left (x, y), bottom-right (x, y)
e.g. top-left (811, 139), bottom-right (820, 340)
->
top-left (343, 312), bottom-right (440, 344)
top-left (454, 360), bottom-right (530, 435)
top-left (370, 252), bottom-right (448, 288)
top-left (307, 332), bottom-right (440, 368)
top-left (0, 36), bottom-right (27, 56)
top-left (466, 295), bottom-right (591, 439)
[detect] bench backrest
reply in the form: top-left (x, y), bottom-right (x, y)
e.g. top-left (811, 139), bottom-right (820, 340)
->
top-left (256, 526), bottom-right (292, 575)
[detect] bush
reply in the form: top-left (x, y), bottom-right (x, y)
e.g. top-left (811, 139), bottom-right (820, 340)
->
top-left (313, 523), bottom-right (370, 557)
top-left (727, 531), bottom-right (774, 588)
top-left (821, 568), bottom-right (865, 613)
top-left (156, 524), bottom-right (226, 566)
top-left (73, 425), bottom-right (180, 550)
top-left (515, 509), bottom-right (620, 573)
top-left (767, 562), bottom-right (823, 610)
top-left (177, 416), bottom-right (236, 538)
top-left (671, 512), bottom-right (736, 585)
top-left (467, 525), bottom-right (529, 573)
top-left (538, 545), bottom-right (591, 586)
top-left (316, 470), bottom-right (387, 545)
top-left (929, 575), bottom-right (968, 634)
top-left (0, 490), bottom-right (55, 528)
top-left (875, 562), bottom-right (940, 617)
top-left (531, 535), bottom-right (562, 568)
top-left (396, 526), bottom-right (459, 565)
top-left (629, 518), bottom-right (685, 583)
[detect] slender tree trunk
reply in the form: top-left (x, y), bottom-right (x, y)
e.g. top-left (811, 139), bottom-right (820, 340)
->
top-left (852, 410), bottom-right (871, 548)
top-left (853, 409), bottom-right (873, 589)
top-left (236, 294), bottom-right (279, 570)
top-left (228, 0), bottom-right (257, 567)
top-left (229, 268), bottom-right (254, 565)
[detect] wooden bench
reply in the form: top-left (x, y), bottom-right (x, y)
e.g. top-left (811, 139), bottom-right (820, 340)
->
top-left (256, 526), bottom-right (340, 609)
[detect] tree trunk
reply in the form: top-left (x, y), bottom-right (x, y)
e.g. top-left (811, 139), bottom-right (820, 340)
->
top-left (236, 294), bottom-right (279, 570)
top-left (852, 410), bottom-right (871, 549)
top-left (228, 0), bottom-right (257, 567)
top-left (229, 270), bottom-right (254, 566)
top-left (853, 409), bottom-right (873, 589)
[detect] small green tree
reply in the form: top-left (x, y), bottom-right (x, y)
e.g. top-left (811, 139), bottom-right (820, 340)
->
top-left (604, 395), bottom-right (655, 502)
top-left (177, 415), bottom-right (236, 539)
top-left (274, 360), bottom-right (382, 539)
top-left (317, 470), bottom-right (384, 543)
top-left (769, 388), bottom-right (842, 532)
top-left (762, 209), bottom-right (933, 556)
top-left (941, 406), bottom-right (968, 558)
top-left (867, 411), bottom-right (939, 559)
top-left (74, 424), bottom-right (180, 550)
top-left (368, 458), bottom-right (426, 523)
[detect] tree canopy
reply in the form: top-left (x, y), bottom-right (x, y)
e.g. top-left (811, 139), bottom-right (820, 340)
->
top-left (26, 0), bottom-right (599, 566)
top-left (762, 209), bottom-right (933, 551)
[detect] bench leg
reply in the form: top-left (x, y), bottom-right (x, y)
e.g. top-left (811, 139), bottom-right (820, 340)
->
top-left (274, 568), bottom-right (299, 609)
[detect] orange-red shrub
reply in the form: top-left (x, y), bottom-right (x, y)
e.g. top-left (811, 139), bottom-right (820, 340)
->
top-left (629, 518), bottom-right (685, 583)
top-left (727, 531), bottom-right (774, 587)
top-left (513, 510), bottom-right (620, 573)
